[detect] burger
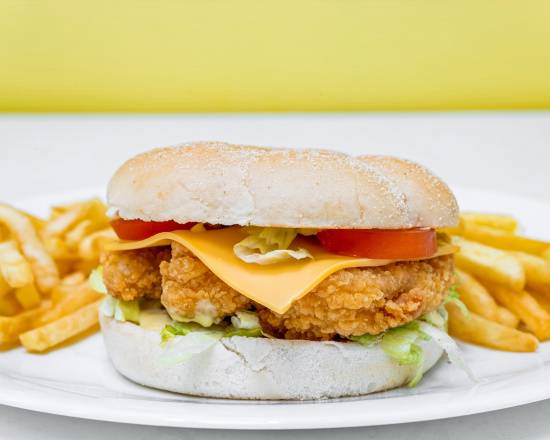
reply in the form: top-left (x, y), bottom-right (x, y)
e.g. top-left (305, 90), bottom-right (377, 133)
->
top-left (95, 141), bottom-right (468, 400)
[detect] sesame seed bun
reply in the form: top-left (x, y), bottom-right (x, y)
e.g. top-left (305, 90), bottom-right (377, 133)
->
top-left (107, 142), bottom-right (459, 229)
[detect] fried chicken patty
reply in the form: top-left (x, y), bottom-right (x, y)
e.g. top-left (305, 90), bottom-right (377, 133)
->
top-left (101, 247), bottom-right (171, 301)
top-left (258, 256), bottom-right (453, 340)
top-left (159, 243), bottom-right (251, 323)
top-left (102, 245), bottom-right (453, 340)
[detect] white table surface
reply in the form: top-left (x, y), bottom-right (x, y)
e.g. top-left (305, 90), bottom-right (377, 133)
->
top-left (1, 112), bottom-right (550, 439)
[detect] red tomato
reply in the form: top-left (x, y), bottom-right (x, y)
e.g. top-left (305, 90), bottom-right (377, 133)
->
top-left (111, 218), bottom-right (195, 240)
top-left (316, 228), bottom-right (437, 259)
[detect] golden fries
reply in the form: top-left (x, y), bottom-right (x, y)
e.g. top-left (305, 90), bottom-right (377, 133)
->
top-left (453, 236), bottom-right (525, 291)
top-left (78, 227), bottom-right (116, 261)
top-left (0, 302), bottom-right (49, 345)
top-left (38, 283), bottom-right (102, 326)
top-left (446, 211), bottom-right (550, 352)
top-left (512, 251), bottom-right (550, 293)
top-left (455, 269), bottom-right (500, 322)
top-left (14, 283), bottom-right (41, 310)
top-left (0, 293), bottom-right (21, 317)
top-left (0, 241), bottom-right (34, 288)
top-left (496, 306), bottom-right (520, 328)
top-left (446, 302), bottom-right (538, 352)
top-left (484, 282), bottom-right (550, 340)
top-left (19, 299), bottom-right (102, 352)
top-left (0, 270), bottom-right (13, 297)
top-left (0, 197), bottom-right (110, 352)
top-left (462, 223), bottom-right (550, 256)
top-left (0, 205), bottom-right (59, 292)
top-left (460, 212), bottom-right (518, 233)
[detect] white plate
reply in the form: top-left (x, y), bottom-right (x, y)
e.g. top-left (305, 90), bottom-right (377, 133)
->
top-left (2, 185), bottom-right (550, 430)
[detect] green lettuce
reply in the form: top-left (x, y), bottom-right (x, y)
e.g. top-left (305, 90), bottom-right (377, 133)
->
top-left (444, 285), bottom-right (470, 318)
top-left (100, 294), bottom-right (140, 324)
top-left (350, 289), bottom-right (474, 387)
top-left (159, 329), bottom-right (224, 366)
top-left (225, 327), bottom-right (263, 338)
top-left (233, 227), bottom-right (313, 265)
top-left (89, 266), bottom-right (107, 294)
top-left (230, 310), bottom-right (260, 329)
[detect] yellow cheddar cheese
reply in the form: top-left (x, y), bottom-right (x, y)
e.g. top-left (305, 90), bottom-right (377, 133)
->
top-left (105, 227), bottom-right (457, 314)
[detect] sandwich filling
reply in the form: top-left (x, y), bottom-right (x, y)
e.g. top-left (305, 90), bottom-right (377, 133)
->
top-left (94, 223), bottom-right (470, 386)
top-left (101, 243), bottom-right (454, 340)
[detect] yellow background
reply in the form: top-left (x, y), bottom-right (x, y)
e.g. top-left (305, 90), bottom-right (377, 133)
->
top-left (2, 0), bottom-right (550, 112)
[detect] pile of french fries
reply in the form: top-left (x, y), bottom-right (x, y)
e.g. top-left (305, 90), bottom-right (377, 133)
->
top-left (0, 199), bottom-right (115, 352)
top-left (443, 213), bottom-right (550, 352)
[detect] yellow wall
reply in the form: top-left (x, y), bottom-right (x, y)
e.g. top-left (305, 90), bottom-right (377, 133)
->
top-left (2, 0), bottom-right (550, 112)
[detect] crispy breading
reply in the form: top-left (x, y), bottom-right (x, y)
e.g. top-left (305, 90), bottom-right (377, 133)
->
top-left (101, 247), bottom-right (170, 301)
top-left (159, 243), bottom-right (251, 323)
top-left (258, 256), bottom-right (454, 340)
top-left (103, 243), bottom-right (453, 339)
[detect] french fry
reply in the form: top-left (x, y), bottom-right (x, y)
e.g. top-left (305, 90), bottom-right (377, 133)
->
top-left (38, 284), bottom-right (102, 326)
top-left (453, 236), bottom-right (525, 291)
top-left (65, 219), bottom-right (94, 251)
top-left (0, 293), bottom-right (21, 316)
top-left (484, 282), bottom-right (550, 340)
top-left (19, 299), bottom-right (102, 352)
top-left (496, 306), bottom-right (520, 328)
top-left (529, 289), bottom-right (550, 314)
top-left (43, 199), bottom-right (108, 239)
top-left (50, 273), bottom-right (86, 303)
top-left (438, 218), bottom-right (464, 237)
top-left (43, 236), bottom-right (72, 260)
top-left (0, 205), bottom-right (59, 292)
top-left (78, 227), bottom-right (116, 261)
top-left (0, 272), bottom-right (11, 297)
top-left (543, 247), bottom-right (550, 262)
top-left (0, 241), bottom-right (34, 288)
top-left (14, 283), bottom-right (41, 310)
top-left (512, 251), bottom-right (550, 293)
top-left (446, 302), bottom-right (538, 352)
top-left (61, 271), bottom-right (86, 286)
top-left (455, 269), bottom-right (500, 321)
top-left (462, 223), bottom-right (550, 256)
top-left (0, 302), bottom-right (48, 345)
top-left (42, 203), bottom-right (90, 238)
top-left (461, 212), bottom-right (518, 233)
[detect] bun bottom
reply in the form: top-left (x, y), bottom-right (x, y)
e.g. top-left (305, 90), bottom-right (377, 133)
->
top-left (100, 314), bottom-right (443, 400)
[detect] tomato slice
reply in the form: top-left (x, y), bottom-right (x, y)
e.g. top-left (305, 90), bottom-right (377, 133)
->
top-left (316, 228), bottom-right (437, 259)
top-left (111, 218), bottom-right (195, 240)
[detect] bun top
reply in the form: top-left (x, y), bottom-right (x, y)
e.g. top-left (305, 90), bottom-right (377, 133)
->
top-left (107, 142), bottom-right (459, 229)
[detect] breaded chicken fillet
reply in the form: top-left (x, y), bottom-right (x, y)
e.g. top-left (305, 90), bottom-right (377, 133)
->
top-left (102, 245), bottom-right (453, 340)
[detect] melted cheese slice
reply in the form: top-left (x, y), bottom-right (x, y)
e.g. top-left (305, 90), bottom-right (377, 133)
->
top-left (105, 227), bottom-right (457, 314)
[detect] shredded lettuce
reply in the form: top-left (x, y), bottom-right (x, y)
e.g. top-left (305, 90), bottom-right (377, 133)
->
top-left (225, 327), bottom-right (263, 338)
top-left (160, 321), bottom-right (198, 344)
top-left (158, 311), bottom-right (263, 364)
top-left (233, 227), bottom-right (313, 265)
top-left (159, 330), bottom-right (224, 366)
top-left (100, 295), bottom-right (116, 317)
top-left (100, 294), bottom-right (140, 324)
top-left (89, 266), bottom-right (107, 294)
top-left (117, 299), bottom-right (140, 323)
top-left (349, 333), bottom-right (379, 347)
top-left (350, 289), bottom-right (474, 387)
top-left (445, 285), bottom-right (470, 318)
top-left (418, 321), bottom-right (476, 382)
top-left (231, 310), bottom-right (260, 329)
